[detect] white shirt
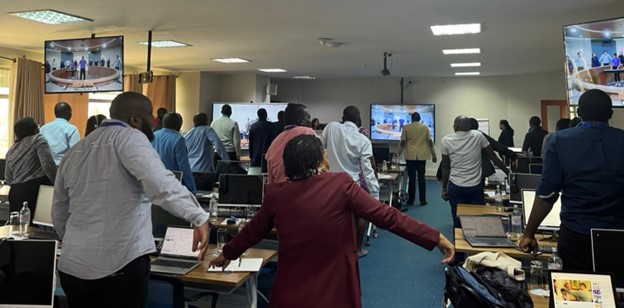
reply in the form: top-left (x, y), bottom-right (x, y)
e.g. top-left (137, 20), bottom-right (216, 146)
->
top-left (52, 119), bottom-right (209, 279)
top-left (322, 121), bottom-right (380, 199)
top-left (440, 130), bottom-right (489, 187)
top-left (210, 115), bottom-right (241, 158)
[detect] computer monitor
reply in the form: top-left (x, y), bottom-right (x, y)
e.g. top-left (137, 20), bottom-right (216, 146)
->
top-left (192, 172), bottom-right (215, 192)
top-left (509, 173), bottom-right (541, 204)
top-left (549, 270), bottom-right (617, 307)
top-left (33, 185), bottom-right (55, 227)
top-left (218, 174), bottom-right (264, 208)
top-left (372, 146), bottom-right (390, 164)
top-left (0, 239), bottom-right (58, 307)
top-left (521, 189), bottom-right (562, 232)
top-left (215, 160), bottom-right (249, 183)
top-left (591, 228), bottom-right (624, 292)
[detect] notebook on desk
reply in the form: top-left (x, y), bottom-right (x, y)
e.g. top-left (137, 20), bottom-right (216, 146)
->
top-left (150, 226), bottom-right (200, 275)
top-left (460, 215), bottom-right (516, 248)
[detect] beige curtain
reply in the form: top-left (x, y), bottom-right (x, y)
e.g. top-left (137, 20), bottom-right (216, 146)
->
top-left (123, 73), bottom-right (142, 93)
top-left (144, 74), bottom-right (176, 113)
top-left (8, 58), bottom-right (44, 144)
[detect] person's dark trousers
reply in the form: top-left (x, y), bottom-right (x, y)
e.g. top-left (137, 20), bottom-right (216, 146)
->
top-left (59, 255), bottom-right (150, 308)
top-left (8, 176), bottom-right (53, 222)
top-left (80, 68), bottom-right (86, 80)
top-left (227, 152), bottom-right (238, 160)
top-left (406, 160), bottom-right (427, 204)
top-left (558, 224), bottom-right (593, 271)
top-left (447, 181), bottom-right (484, 229)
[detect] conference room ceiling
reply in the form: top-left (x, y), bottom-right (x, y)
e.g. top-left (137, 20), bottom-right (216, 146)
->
top-left (1, 0), bottom-right (623, 79)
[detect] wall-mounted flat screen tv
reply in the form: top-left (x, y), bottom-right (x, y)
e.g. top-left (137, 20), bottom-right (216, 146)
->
top-left (45, 35), bottom-right (124, 94)
top-left (370, 104), bottom-right (435, 142)
top-left (563, 17), bottom-right (624, 107)
top-left (212, 103), bottom-right (288, 150)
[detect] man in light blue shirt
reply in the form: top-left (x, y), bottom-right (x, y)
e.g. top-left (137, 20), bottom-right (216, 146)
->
top-left (152, 113), bottom-right (196, 193)
top-left (185, 112), bottom-right (229, 172)
top-left (40, 102), bottom-right (80, 165)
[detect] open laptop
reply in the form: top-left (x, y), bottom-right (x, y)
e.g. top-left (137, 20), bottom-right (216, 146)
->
top-left (521, 189), bottom-right (561, 232)
top-left (150, 226), bottom-right (200, 275)
top-left (459, 215), bottom-right (516, 248)
top-left (549, 270), bottom-right (617, 307)
top-left (591, 228), bottom-right (624, 292)
top-left (29, 185), bottom-right (61, 241)
top-left (193, 172), bottom-right (216, 195)
top-left (218, 174), bottom-right (264, 208)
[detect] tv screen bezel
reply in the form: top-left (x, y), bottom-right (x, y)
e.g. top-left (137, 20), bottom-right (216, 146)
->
top-left (44, 35), bottom-right (124, 94)
top-left (369, 103), bottom-right (436, 143)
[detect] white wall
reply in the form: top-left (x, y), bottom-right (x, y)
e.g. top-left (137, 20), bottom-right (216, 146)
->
top-left (175, 72), bottom-right (200, 132)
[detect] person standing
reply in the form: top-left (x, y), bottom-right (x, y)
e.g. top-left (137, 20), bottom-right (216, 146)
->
top-left (591, 53), bottom-right (600, 67)
top-left (248, 108), bottom-right (274, 167)
top-left (211, 104), bottom-right (241, 160)
top-left (52, 92), bottom-right (209, 307)
top-left (574, 51), bottom-right (585, 72)
top-left (184, 112), bottom-right (229, 172)
top-left (599, 50), bottom-right (612, 66)
top-left (611, 53), bottom-right (621, 86)
top-left (79, 56), bottom-right (87, 80)
top-left (521, 116), bottom-right (548, 157)
top-left (399, 112), bottom-right (436, 206)
top-left (40, 102), bottom-right (80, 166)
top-left (151, 113), bottom-right (196, 193)
top-left (497, 119), bottom-right (514, 147)
top-left (5, 118), bottom-right (57, 217)
top-left (520, 89), bottom-right (624, 271)
top-left (113, 55), bottom-right (122, 70)
top-left (270, 110), bottom-right (286, 141)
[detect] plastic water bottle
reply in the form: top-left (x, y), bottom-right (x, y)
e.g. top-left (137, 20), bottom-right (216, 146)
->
top-left (209, 197), bottom-right (219, 218)
top-left (381, 160), bottom-right (388, 174)
top-left (509, 204), bottom-right (522, 241)
top-left (494, 184), bottom-right (503, 211)
top-left (547, 247), bottom-right (563, 270)
top-left (19, 202), bottom-right (30, 236)
top-left (504, 177), bottom-right (510, 195)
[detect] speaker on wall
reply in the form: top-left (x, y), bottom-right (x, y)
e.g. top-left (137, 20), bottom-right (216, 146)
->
top-left (267, 83), bottom-right (278, 96)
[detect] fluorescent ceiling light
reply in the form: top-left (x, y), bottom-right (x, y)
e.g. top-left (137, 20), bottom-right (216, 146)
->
top-left (455, 72), bottom-right (480, 76)
top-left (450, 62), bottom-right (481, 68)
top-left (258, 68), bottom-right (287, 73)
top-left (138, 40), bottom-right (191, 48)
top-left (431, 23), bottom-right (481, 36)
top-left (211, 58), bottom-right (250, 63)
top-left (292, 76), bottom-right (316, 80)
top-left (442, 48), bottom-right (481, 55)
top-left (8, 9), bottom-right (92, 24)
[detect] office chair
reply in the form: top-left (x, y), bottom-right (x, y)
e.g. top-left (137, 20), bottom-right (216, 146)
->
top-left (147, 275), bottom-right (219, 308)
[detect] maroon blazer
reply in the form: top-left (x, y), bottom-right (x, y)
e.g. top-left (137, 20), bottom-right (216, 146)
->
top-left (223, 172), bottom-right (440, 308)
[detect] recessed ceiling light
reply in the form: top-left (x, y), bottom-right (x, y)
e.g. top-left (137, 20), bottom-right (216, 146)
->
top-left (431, 23), bottom-right (481, 36)
top-left (8, 9), bottom-right (92, 24)
top-left (450, 62), bottom-right (481, 68)
top-left (258, 68), bottom-right (287, 73)
top-left (138, 40), bottom-right (191, 48)
top-left (442, 48), bottom-right (481, 55)
top-left (292, 76), bottom-right (316, 80)
top-left (211, 58), bottom-right (250, 63)
top-left (455, 72), bottom-right (480, 76)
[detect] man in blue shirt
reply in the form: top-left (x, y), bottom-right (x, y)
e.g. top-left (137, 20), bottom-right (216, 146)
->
top-left (79, 56), bottom-right (87, 80)
top-left (520, 89), bottom-right (624, 271)
top-left (40, 102), bottom-right (80, 165)
top-left (151, 113), bottom-right (196, 193)
top-left (184, 112), bottom-right (229, 172)
top-left (249, 108), bottom-right (274, 167)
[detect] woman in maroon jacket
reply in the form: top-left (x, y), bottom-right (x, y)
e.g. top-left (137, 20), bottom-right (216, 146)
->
top-left (210, 135), bottom-right (454, 308)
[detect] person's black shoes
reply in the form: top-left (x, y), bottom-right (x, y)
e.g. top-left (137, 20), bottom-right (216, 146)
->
top-left (420, 201), bottom-right (428, 206)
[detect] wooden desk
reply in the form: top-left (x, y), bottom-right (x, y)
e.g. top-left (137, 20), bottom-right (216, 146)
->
top-left (457, 203), bottom-right (508, 216)
top-left (531, 293), bottom-right (549, 308)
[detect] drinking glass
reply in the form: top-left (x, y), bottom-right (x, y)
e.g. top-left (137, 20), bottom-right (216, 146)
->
top-left (530, 260), bottom-right (544, 291)
top-left (217, 228), bottom-right (228, 253)
top-left (6, 211), bottom-right (20, 236)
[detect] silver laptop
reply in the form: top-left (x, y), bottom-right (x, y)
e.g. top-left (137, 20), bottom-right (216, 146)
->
top-left (150, 226), bottom-right (200, 275)
top-left (460, 215), bottom-right (516, 248)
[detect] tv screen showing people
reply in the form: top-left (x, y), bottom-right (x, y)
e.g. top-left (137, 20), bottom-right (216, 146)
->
top-left (563, 17), bottom-right (624, 107)
top-left (370, 104), bottom-right (435, 141)
top-left (212, 103), bottom-right (288, 150)
top-left (45, 35), bottom-right (124, 94)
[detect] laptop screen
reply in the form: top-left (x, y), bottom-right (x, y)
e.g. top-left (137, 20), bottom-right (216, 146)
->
top-left (33, 185), bottom-right (55, 227)
top-left (592, 228), bottom-right (624, 292)
top-left (509, 173), bottom-right (541, 203)
top-left (193, 172), bottom-right (215, 192)
top-left (521, 189), bottom-right (561, 231)
top-left (160, 227), bottom-right (197, 258)
top-left (0, 240), bottom-right (58, 308)
top-left (218, 174), bottom-right (264, 207)
top-left (171, 171), bottom-right (183, 182)
top-left (549, 270), bottom-right (617, 307)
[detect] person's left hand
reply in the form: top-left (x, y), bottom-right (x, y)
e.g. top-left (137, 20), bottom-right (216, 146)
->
top-left (192, 221), bottom-right (210, 261)
top-left (208, 254), bottom-right (231, 271)
top-left (441, 190), bottom-right (449, 201)
top-left (432, 156), bottom-right (438, 163)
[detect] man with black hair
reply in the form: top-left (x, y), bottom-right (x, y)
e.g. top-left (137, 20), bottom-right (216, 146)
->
top-left (40, 102), bottom-right (80, 165)
top-left (520, 89), bottom-right (624, 271)
top-left (249, 108), bottom-right (274, 167)
top-left (265, 103), bottom-right (316, 184)
top-left (184, 112), bottom-right (229, 172)
top-left (52, 92), bottom-right (209, 307)
top-left (211, 104), bottom-right (241, 160)
top-left (271, 110), bottom-right (286, 141)
top-left (400, 112), bottom-right (436, 206)
top-left (468, 118), bottom-right (517, 179)
top-left (152, 107), bottom-right (167, 132)
top-left (521, 116), bottom-right (548, 156)
top-left (151, 113), bottom-right (196, 193)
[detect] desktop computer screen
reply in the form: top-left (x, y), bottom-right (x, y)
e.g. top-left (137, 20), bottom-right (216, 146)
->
top-left (33, 185), bottom-right (55, 227)
top-left (592, 228), bottom-right (624, 292)
top-left (521, 189), bottom-right (562, 232)
top-left (509, 173), bottom-right (541, 203)
top-left (218, 174), bottom-right (264, 207)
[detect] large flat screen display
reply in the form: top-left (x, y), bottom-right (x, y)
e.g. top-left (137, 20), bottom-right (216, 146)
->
top-left (563, 17), bottom-right (624, 107)
top-left (212, 103), bottom-right (288, 150)
top-left (45, 35), bottom-right (124, 94)
top-left (370, 104), bottom-right (435, 142)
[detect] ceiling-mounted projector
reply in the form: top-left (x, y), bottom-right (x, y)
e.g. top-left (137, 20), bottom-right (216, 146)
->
top-left (380, 52), bottom-right (391, 76)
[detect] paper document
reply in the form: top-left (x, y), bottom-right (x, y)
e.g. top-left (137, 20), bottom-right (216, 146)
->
top-left (207, 258), bottom-right (263, 272)
top-left (377, 174), bottom-right (395, 180)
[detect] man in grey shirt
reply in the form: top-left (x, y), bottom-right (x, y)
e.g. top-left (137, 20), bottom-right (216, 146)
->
top-left (52, 92), bottom-right (210, 307)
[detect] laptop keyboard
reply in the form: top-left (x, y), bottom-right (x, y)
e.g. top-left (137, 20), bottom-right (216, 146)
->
top-left (469, 237), bottom-right (514, 246)
top-left (152, 258), bottom-right (196, 268)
